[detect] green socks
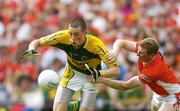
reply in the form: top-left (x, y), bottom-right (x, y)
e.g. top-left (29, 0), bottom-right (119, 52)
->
top-left (67, 100), bottom-right (80, 111)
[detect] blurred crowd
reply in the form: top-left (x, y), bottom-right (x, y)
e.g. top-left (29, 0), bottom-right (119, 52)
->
top-left (0, 0), bottom-right (179, 111)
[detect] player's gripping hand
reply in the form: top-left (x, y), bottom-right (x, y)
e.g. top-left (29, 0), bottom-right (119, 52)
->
top-left (17, 49), bottom-right (39, 61)
top-left (85, 64), bottom-right (101, 82)
top-left (105, 51), bottom-right (118, 63)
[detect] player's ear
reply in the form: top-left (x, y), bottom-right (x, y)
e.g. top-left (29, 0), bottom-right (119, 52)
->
top-left (149, 53), bottom-right (155, 58)
top-left (83, 30), bottom-right (87, 34)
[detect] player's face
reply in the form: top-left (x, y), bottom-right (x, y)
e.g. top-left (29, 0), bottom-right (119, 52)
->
top-left (69, 25), bottom-right (86, 47)
top-left (137, 46), bottom-right (149, 62)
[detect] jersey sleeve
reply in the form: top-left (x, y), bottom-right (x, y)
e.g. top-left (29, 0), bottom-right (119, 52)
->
top-left (39, 30), bottom-right (69, 46)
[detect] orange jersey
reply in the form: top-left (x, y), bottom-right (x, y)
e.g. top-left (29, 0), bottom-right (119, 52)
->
top-left (135, 43), bottom-right (180, 96)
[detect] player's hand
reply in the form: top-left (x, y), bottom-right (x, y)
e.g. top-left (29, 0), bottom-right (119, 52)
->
top-left (85, 64), bottom-right (101, 82)
top-left (105, 51), bottom-right (118, 63)
top-left (87, 75), bottom-right (95, 83)
top-left (17, 49), bottom-right (40, 61)
top-left (87, 75), bottom-right (102, 83)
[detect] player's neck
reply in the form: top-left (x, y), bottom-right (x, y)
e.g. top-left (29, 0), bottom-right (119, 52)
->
top-left (143, 55), bottom-right (156, 64)
top-left (75, 36), bottom-right (87, 49)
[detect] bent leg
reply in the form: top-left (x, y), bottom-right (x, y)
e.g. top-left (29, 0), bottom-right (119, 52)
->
top-left (53, 86), bottom-right (74, 111)
top-left (80, 91), bottom-right (97, 111)
top-left (54, 102), bottom-right (68, 111)
top-left (158, 102), bottom-right (175, 111)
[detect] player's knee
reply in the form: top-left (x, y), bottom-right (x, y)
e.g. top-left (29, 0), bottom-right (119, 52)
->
top-left (159, 103), bottom-right (175, 111)
top-left (79, 106), bottom-right (93, 111)
top-left (53, 103), bottom-right (68, 111)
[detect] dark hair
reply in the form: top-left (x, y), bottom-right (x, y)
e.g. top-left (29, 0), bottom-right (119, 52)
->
top-left (70, 18), bottom-right (86, 31)
top-left (140, 38), bottom-right (159, 56)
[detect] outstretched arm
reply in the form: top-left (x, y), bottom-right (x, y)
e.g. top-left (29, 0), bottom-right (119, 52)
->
top-left (98, 76), bottom-right (140, 90)
top-left (113, 39), bottom-right (137, 52)
top-left (17, 39), bottom-right (41, 61)
top-left (106, 39), bottom-right (137, 63)
top-left (85, 64), bottom-right (119, 82)
top-left (17, 31), bottom-right (62, 61)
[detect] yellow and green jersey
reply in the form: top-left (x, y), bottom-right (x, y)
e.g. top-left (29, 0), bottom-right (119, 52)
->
top-left (39, 29), bottom-right (115, 71)
top-left (39, 30), bottom-right (116, 85)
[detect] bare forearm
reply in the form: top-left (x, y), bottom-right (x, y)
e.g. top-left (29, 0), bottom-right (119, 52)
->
top-left (98, 76), bottom-right (140, 90)
top-left (100, 66), bottom-right (119, 78)
top-left (113, 39), bottom-right (136, 52)
top-left (99, 78), bottom-right (128, 90)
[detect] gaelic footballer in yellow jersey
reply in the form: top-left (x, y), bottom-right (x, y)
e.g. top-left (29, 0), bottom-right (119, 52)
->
top-left (24, 18), bottom-right (119, 111)
top-left (39, 30), bottom-right (116, 86)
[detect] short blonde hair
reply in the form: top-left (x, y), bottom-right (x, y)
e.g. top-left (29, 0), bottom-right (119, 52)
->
top-left (140, 38), bottom-right (159, 56)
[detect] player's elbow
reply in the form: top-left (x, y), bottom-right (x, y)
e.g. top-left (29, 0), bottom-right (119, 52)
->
top-left (115, 39), bottom-right (126, 47)
top-left (29, 39), bottom-right (40, 50)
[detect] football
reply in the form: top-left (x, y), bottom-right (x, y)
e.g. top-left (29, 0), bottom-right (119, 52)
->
top-left (38, 69), bottom-right (59, 89)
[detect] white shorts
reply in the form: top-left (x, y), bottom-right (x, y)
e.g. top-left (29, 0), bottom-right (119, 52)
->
top-left (54, 86), bottom-right (97, 110)
top-left (54, 69), bottom-right (98, 110)
top-left (151, 93), bottom-right (179, 109)
top-left (61, 69), bottom-right (98, 93)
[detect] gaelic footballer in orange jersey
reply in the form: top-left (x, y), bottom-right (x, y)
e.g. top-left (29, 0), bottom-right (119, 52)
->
top-left (100, 38), bottom-right (180, 111)
top-left (135, 43), bottom-right (180, 96)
